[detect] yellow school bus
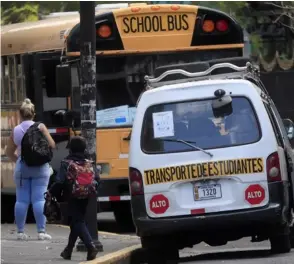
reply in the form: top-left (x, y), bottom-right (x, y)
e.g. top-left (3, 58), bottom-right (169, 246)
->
top-left (1, 3), bottom-right (245, 227)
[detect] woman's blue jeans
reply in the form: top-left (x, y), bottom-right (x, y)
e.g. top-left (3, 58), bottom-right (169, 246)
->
top-left (14, 158), bottom-right (50, 233)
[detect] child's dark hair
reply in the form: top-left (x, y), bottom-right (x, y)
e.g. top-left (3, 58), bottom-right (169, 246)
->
top-left (69, 136), bottom-right (86, 153)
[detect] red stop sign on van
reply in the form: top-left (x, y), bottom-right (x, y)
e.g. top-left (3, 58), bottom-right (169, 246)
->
top-left (150, 194), bottom-right (169, 214)
top-left (245, 184), bottom-right (265, 205)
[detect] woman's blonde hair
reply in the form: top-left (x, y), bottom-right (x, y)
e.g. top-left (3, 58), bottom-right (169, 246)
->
top-left (19, 98), bottom-right (35, 120)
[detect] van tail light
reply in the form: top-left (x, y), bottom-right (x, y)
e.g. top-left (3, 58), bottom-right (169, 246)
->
top-left (266, 152), bottom-right (281, 182)
top-left (129, 168), bottom-right (144, 196)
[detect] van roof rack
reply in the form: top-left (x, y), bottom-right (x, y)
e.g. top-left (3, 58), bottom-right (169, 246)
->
top-left (144, 58), bottom-right (269, 96)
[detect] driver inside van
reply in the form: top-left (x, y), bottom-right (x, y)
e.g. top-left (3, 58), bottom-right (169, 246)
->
top-left (225, 101), bottom-right (259, 145)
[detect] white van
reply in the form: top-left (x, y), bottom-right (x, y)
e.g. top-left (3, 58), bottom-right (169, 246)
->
top-left (129, 59), bottom-right (294, 261)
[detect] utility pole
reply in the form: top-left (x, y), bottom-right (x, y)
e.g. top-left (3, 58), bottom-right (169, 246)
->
top-left (76, 1), bottom-right (103, 252)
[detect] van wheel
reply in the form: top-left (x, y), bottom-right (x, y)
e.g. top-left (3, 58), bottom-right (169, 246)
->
top-left (270, 225), bottom-right (291, 254)
top-left (141, 236), bottom-right (179, 264)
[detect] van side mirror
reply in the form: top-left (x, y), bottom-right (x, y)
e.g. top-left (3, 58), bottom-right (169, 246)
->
top-left (283, 118), bottom-right (294, 140)
top-left (55, 64), bottom-right (72, 97)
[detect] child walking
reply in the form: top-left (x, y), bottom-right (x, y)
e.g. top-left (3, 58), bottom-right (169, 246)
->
top-left (49, 136), bottom-right (100, 261)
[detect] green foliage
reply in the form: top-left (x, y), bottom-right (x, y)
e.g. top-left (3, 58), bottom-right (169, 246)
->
top-left (39, 1), bottom-right (80, 14)
top-left (1, 2), bottom-right (39, 25)
top-left (1, 1), bottom-right (123, 25)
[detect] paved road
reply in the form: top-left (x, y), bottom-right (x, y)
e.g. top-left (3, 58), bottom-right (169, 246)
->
top-left (180, 240), bottom-right (294, 264)
top-left (98, 212), bottom-right (294, 264)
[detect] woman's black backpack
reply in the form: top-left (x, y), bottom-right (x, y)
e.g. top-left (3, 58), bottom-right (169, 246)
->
top-left (21, 122), bottom-right (53, 166)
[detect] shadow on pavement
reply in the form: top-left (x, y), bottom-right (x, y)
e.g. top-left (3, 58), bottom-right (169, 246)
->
top-left (127, 248), bottom-right (286, 264)
top-left (180, 249), bottom-right (278, 262)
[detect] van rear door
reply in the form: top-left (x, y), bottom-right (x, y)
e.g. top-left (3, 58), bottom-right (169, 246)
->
top-left (139, 94), bottom-right (277, 219)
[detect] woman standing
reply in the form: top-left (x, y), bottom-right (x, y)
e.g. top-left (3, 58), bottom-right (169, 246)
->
top-left (6, 98), bottom-right (56, 240)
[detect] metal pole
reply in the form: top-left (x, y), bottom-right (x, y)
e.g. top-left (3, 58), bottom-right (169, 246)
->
top-left (76, 1), bottom-right (103, 252)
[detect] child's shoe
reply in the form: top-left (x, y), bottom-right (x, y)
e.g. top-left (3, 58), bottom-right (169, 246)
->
top-left (60, 247), bottom-right (73, 260)
top-left (87, 244), bottom-right (99, 261)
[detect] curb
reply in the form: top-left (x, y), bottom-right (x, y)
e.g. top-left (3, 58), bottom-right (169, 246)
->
top-left (53, 225), bottom-right (142, 264)
top-left (79, 244), bottom-right (142, 264)
top-left (51, 224), bottom-right (136, 239)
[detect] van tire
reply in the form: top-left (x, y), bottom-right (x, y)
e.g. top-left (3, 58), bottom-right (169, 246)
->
top-left (270, 225), bottom-right (291, 254)
top-left (141, 236), bottom-right (179, 264)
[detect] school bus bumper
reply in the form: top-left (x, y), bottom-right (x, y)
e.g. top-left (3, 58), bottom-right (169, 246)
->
top-left (132, 182), bottom-right (290, 238)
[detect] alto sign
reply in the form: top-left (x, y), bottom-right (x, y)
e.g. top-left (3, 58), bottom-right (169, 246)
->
top-left (245, 184), bottom-right (265, 205)
top-left (149, 194), bottom-right (169, 214)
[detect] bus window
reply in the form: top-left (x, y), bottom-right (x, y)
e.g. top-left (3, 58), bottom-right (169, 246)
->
top-left (8, 56), bottom-right (17, 104)
top-left (40, 58), bottom-right (67, 127)
top-left (42, 59), bottom-right (61, 97)
top-left (96, 56), bottom-right (144, 110)
top-left (16, 56), bottom-right (25, 104)
top-left (1, 58), bottom-right (4, 104)
top-left (98, 49), bottom-right (241, 109)
top-left (3, 57), bottom-right (10, 104)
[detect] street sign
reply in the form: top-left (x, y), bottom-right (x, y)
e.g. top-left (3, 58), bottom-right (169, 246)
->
top-left (150, 194), bottom-right (169, 214)
top-left (245, 184), bottom-right (265, 205)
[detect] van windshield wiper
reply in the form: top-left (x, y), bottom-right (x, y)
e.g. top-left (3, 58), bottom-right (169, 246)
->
top-left (158, 138), bottom-right (213, 158)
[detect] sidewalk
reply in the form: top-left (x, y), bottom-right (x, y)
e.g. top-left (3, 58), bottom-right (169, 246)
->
top-left (1, 224), bottom-right (140, 264)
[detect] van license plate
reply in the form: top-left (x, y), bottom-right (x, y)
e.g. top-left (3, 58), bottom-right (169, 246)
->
top-left (194, 184), bottom-right (222, 201)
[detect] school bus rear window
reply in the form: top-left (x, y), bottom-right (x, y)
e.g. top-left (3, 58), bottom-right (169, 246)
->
top-left (141, 97), bottom-right (261, 154)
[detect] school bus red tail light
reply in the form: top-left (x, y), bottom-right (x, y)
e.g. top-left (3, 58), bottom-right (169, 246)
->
top-left (97, 25), bottom-right (112, 38)
top-left (216, 19), bottom-right (229, 32)
top-left (266, 152), bottom-right (281, 182)
top-left (202, 20), bottom-right (215, 33)
top-left (130, 168), bottom-right (144, 196)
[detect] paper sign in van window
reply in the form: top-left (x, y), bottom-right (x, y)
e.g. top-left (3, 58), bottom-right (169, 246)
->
top-left (144, 158), bottom-right (264, 185)
top-left (152, 111), bottom-right (175, 138)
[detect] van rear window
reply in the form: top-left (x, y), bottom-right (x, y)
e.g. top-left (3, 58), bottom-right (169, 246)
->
top-left (141, 97), bottom-right (261, 154)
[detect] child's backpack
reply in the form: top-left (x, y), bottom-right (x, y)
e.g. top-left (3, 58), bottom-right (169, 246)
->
top-left (21, 122), bottom-right (53, 166)
top-left (65, 159), bottom-right (97, 199)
